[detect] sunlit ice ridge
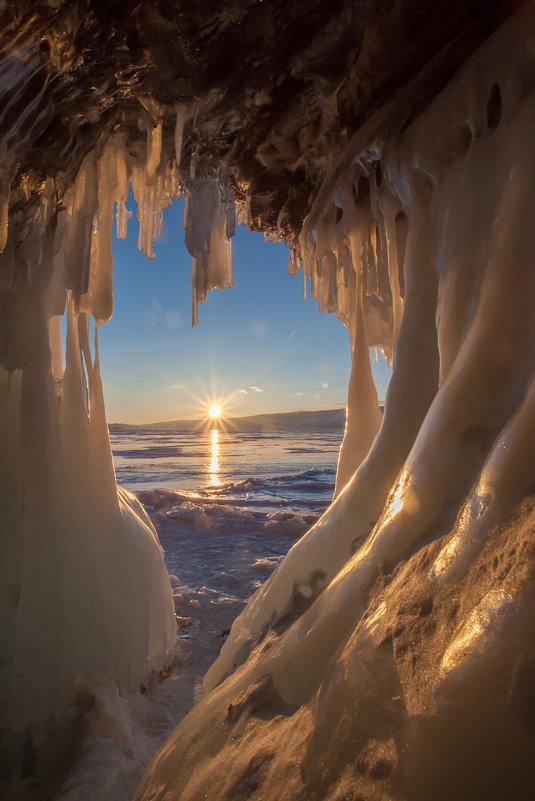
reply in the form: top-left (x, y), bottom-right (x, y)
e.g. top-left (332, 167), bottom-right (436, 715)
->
top-left (1, 3), bottom-right (535, 801)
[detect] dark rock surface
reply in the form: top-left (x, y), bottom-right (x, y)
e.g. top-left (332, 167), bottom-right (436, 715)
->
top-left (0, 0), bottom-right (520, 237)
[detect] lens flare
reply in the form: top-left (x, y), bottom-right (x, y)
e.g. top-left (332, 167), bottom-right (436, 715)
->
top-left (209, 405), bottom-right (221, 419)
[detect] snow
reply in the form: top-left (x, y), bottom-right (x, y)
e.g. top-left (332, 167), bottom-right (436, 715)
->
top-left (51, 491), bottom-right (310, 801)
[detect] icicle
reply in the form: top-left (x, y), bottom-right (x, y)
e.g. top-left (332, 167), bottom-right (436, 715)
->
top-left (188, 178), bottom-right (234, 324)
top-left (190, 144), bottom-right (198, 181)
top-left (185, 178), bottom-right (219, 257)
top-left (78, 312), bottom-right (93, 393)
top-left (224, 184), bottom-right (236, 240)
top-left (317, 253), bottom-right (337, 313)
top-left (334, 235), bottom-right (356, 336)
top-left (130, 138), bottom-right (176, 260)
top-left (116, 202), bottom-right (132, 239)
top-left (318, 235), bottom-right (338, 313)
top-left (45, 213), bottom-right (67, 376)
top-left (174, 103), bottom-right (186, 172)
top-left (333, 262), bottom-right (382, 498)
top-left (89, 324), bottom-right (119, 517)
top-left (170, 160), bottom-right (182, 199)
top-left (131, 161), bottom-right (157, 259)
top-left (235, 201), bottom-right (248, 228)
top-left (146, 120), bottom-right (162, 184)
top-left (142, 183), bottom-right (156, 258)
top-left (64, 152), bottom-right (98, 302)
top-left (17, 202), bottom-right (47, 277)
top-left (381, 200), bottom-right (405, 351)
top-left (287, 240), bottom-right (301, 276)
top-left (298, 227), bottom-right (316, 297)
top-left (80, 135), bottom-right (118, 323)
top-left (0, 167), bottom-right (11, 253)
top-left (61, 293), bottom-right (91, 501)
top-left (191, 259), bottom-right (199, 328)
top-left (114, 132), bottom-right (131, 240)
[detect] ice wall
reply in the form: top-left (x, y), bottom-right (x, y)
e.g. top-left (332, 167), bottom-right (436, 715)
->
top-left (0, 81), bottom-right (241, 784)
top-left (135, 9), bottom-right (535, 800)
top-left (0, 123), bottom-right (187, 784)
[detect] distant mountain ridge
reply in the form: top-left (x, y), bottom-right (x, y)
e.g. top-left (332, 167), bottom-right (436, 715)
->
top-left (109, 407), bottom-right (347, 433)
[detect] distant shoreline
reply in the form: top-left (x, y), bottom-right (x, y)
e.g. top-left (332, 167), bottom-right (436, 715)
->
top-left (109, 407), bottom-right (349, 433)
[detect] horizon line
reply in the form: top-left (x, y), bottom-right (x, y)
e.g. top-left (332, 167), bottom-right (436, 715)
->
top-left (108, 402), bottom-right (386, 428)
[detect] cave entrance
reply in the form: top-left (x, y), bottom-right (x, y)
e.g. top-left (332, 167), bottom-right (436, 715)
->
top-left (100, 191), bottom-right (391, 497)
top-left (95, 190), bottom-right (391, 678)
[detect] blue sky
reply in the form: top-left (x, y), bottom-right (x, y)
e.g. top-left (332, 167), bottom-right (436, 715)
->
top-left (99, 195), bottom-right (391, 424)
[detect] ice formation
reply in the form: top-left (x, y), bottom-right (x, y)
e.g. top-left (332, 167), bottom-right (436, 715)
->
top-left (0, 43), bottom-right (236, 785)
top-left (1, 1), bottom-right (535, 799)
top-left (0, 113), bottom-right (186, 784)
top-left (136, 10), bottom-right (535, 800)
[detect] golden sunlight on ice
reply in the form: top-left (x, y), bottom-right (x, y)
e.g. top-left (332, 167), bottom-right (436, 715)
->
top-left (440, 589), bottom-right (514, 677)
top-left (209, 428), bottom-right (221, 486)
top-left (381, 470), bottom-right (409, 527)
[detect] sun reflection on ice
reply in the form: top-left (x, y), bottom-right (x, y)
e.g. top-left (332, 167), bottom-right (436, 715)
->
top-left (382, 470), bottom-right (409, 526)
top-left (209, 428), bottom-right (221, 486)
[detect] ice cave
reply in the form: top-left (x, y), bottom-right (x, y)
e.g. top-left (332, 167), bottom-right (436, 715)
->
top-left (1, 1), bottom-right (535, 799)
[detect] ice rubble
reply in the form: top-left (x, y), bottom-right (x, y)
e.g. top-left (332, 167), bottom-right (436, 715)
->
top-left (133, 9), bottom-right (535, 800)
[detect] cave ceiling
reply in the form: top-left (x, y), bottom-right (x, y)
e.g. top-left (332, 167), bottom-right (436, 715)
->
top-left (1, 0), bottom-right (521, 238)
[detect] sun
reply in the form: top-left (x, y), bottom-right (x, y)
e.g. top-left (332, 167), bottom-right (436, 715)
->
top-left (209, 405), bottom-right (221, 419)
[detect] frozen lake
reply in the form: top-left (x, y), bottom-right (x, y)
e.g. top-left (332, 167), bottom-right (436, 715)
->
top-left (111, 427), bottom-right (342, 603)
top-left (110, 427), bottom-right (342, 505)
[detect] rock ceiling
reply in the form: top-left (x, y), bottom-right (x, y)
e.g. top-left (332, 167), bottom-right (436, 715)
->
top-left (1, 0), bottom-right (521, 237)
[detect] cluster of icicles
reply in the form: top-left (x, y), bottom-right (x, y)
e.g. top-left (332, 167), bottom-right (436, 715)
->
top-left (1, 96), bottom-right (398, 345)
top-left (33, 109), bottom-right (236, 333)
